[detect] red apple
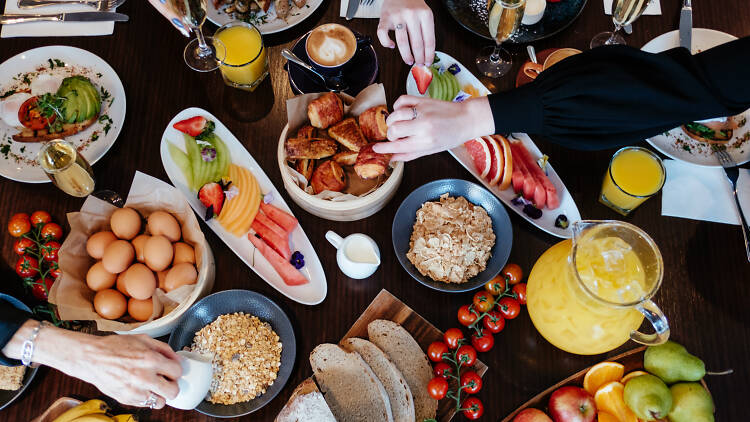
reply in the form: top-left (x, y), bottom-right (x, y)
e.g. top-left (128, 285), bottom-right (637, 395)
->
top-left (514, 408), bottom-right (554, 422)
top-left (548, 386), bottom-right (596, 422)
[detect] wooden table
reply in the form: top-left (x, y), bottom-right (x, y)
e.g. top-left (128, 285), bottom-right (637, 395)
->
top-left (1, 0), bottom-right (748, 420)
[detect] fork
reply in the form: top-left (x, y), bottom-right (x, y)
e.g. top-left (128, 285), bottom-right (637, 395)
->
top-left (17, 0), bottom-right (125, 11)
top-left (716, 148), bottom-right (750, 261)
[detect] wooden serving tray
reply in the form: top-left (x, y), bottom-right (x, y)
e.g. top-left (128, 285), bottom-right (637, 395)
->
top-left (500, 346), bottom-right (710, 422)
top-left (342, 289), bottom-right (488, 422)
top-left (32, 397), bottom-right (82, 422)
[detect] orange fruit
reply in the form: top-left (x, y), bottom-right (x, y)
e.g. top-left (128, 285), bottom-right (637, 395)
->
top-left (583, 362), bottom-right (625, 395)
top-left (620, 370), bottom-right (649, 385)
top-left (598, 412), bottom-right (620, 422)
top-left (594, 381), bottom-right (637, 422)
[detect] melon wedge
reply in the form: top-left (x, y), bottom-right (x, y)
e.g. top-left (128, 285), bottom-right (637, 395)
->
top-left (248, 234), bottom-right (309, 286)
top-left (511, 141), bottom-right (560, 209)
top-left (255, 210), bottom-right (288, 240)
top-left (483, 135), bottom-right (504, 186)
top-left (259, 202), bottom-right (298, 234)
top-left (252, 219), bottom-right (292, 260)
top-left (464, 137), bottom-right (492, 179)
top-left (492, 135), bottom-right (514, 190)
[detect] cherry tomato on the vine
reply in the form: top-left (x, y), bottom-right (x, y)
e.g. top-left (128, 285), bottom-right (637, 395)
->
top-left (41, 241), bottom-right (61, 262)
top-left (512, 283), bottom-right (527, 305)
top-left (472, 290), bottom-right (494, 313)
top-left (41, 223), bottom-right (63, 241)
top-left (462, 397), bottom-right (484, 420)
top-left (31, 277), bottom-right (54, 301)
top-left (30, 211), bottom-right (51, 226)
top-left (427, 376), bottom-right (449, 400)
top-left (458, 305), bottom-right (478, 326)
top-left (433, 362), bottom-right (453, 379)
top-left (15, 256), bottom-right (39, 279)
top-left (427, 341), bottom-right (449, 362)
top-left (48, 266), bottom-right (62, 280)
top-left (13, 238), bottom-right (35, 255)
top-left (443, 328), bottom-right (464, 349)
top-left (471, 331), bottom-right (494, 352)
top-left (9, 213), bottom-right (29, 222)
top-left (460, 371), bottom-right (483, 394)
top-left (8, 218), bottom-right (31, 238)
top-left (483, 310), bottom-right (505, 334)
top-left (502, 263), bottom-right (523, 285)
top-left (484, 275), bottom-right (507, 296)
top-left (498, 297), bottom-right (521, 319)
top-left (456, 345), bottom-right (477, 367)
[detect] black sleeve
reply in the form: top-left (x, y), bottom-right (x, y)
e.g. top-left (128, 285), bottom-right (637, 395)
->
top-left (488, 36), bottom-right (750, 150)
top-left (0, 299), bottom-right (33, 366)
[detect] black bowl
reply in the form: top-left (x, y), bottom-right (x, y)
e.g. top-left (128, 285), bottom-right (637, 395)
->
top-left (392, 179), bottom-right (513, 292)
top-left (168, 289), bottom-right (296, 418)
top-left (0, 294), bottom-right (38, 412)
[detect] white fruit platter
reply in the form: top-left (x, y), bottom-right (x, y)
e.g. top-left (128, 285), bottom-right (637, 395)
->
top-left (406, 51), bottom-right (581, 238)
top-left (160, 107), bottom-right (327, 305)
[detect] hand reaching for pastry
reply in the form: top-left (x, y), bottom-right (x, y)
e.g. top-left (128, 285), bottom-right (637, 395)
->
top-left (377, 0), bottom-right (435, 66)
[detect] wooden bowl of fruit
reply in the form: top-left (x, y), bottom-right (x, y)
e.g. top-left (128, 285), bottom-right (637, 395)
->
top-left (503, 342), bottom-right (714, 422)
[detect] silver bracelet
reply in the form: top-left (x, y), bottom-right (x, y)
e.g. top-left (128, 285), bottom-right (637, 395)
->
top-left (21, 321), bottom-right (48, 366)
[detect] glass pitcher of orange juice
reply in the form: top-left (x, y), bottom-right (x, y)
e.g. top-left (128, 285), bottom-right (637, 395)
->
top-left (526, 220), bottom-right (669, 355)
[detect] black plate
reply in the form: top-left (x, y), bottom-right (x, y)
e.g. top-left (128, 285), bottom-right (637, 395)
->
top-left (442, 0), bottom-right (588, 43)
top-left (0, 294), bottom-right (38, 411)
top-left (168, 290), bottom-right (296, 418)
top-left (392, 179), bottom-right (513, 293)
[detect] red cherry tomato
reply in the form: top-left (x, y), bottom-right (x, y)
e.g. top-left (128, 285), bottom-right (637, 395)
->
top-left (9, 213), bottom-right (30, 222)
top-left (30, 211), bottom-right (52, 226)
top-left (482, 310), bottom-right (505, 334)
top-left (40, 223), bottom-right (63, 241)
top-left (471, 331), bottom-right (494, 353)
top-left (462, 397), bottom-right (484, 420)
top-left (502, 263), bottom-right (523, 285)
top-left (31, 277), bottom-right (54, 301)
top-left (18, 97), bottom-right (55, 130)
top-left (458, 305), bottom-right (478, 326)
top-left (456, 345), bottom-right (477, 367)
top-left (498, 297), bottom-right (521, 319)
top-left (443, 328), bottom-right (465, 349)
top-left (41, 241), bottom-right (61, 262)
top-left (512, 283), bottom-right (527, 305)
top-left (48, 265), bottom-right (62, 280)
top-left (427, 376), bottom-right (449, 400)
top-left (13, 238), bottom-right (35, 255)
top-left (484, 274), bottom-right (507, 295)
top-left (8, 218), bottom-right (31, 238)
top-left (433, 362), bottom-right (453, 379)
top-left (460, 371), bottom-right (483, 394)
top-left (472, 290), bottom-right (494, 313)
top-left (15, 256), bottom-right (39, 279)
top-left (427, 341), bottom-right (449, 362)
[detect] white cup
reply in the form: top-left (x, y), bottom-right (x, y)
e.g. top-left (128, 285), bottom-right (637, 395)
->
top-left (325, 231), bottom-right (380, 279)
top-left (166, 350), bottom-right (213, 410)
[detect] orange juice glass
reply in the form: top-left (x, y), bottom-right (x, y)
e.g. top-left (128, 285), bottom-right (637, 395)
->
top-left (600, 147), bottom-right (665, 216)
top-left (214, 21), bottom-right (269, 91)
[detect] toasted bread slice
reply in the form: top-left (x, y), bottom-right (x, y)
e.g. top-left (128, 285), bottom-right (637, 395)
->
top-left (285, 137), bottom-right (338, 160)
top-left (275, 378), bottom-right (337, 422)
top-left (328, 118), bottom-right (368, 152)
top-left (341, 338), bottom-right (415, 422)
top-left (333, 150), bottom-right (359, 166)
top-left (308, 92), bottom-right (344, 129)
top-left (297, 125), bottom-right (317, 139)
top-left (296, 159), bottom-right (314, 181)
top-left (310, 343), bottom-right (394, 422)
top-left (368, 320), bottom-right (437, 422)
top-left (11, 115), bottom-right (97, 143)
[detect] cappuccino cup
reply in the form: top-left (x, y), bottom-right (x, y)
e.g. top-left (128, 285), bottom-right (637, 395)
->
top-left (522, 48), bottom-right (582, 79)
top-left (305, 23), bottom-right (359, 76)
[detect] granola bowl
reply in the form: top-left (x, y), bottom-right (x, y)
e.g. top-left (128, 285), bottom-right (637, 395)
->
top-left (392, 179), bottom-right (513, 292)
top-left (168, 289), bottom-right (296, 418)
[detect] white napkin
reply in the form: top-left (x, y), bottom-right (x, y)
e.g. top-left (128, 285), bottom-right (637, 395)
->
top-left (340, 0), bottom-right (382, 19)
top-left (604, 0), bottom-right (661, 16)
top-left (1, 2), bottom-right (116, 38)
top-left (661, 159), bottom-right (750, 225)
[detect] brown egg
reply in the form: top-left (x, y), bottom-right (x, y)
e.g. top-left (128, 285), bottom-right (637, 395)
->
top-left (143, 235), bottom-right (173, 272)
top-left (115, 272), bottom-right (129, 297)
top-left (132, 234), bottom-right (151, 263)
top-left (164, 263), bottom-right (198, 292)
top-left (110, 207), bottom-right (142, 240)
top-left (156, 270), bottom-right (168, 291)
top-left (93, 289), bottom-right (127, 320)
top-left (128, 298), bottom-right (154, 322)
top-left (86, 261), bottom-right (117, 292)
top-left (123, 263), bottom-right (157, 300)
top-left (147, 211), bottom-right (181, 242)
top-left (172, 242), bottom-right (196, 266)
top-left (86, 231), bottom-right (117, 259)
top-left (101, 240), bottom-right (134, 274)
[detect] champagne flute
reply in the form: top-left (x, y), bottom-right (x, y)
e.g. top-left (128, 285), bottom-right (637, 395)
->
top-left (38, 139), bottom-right (95, 197)
top-left (169, 0), bottom-right (226, 72)
top-left (590, 0), bottom-right (652, 48)
top-left (476, 0), bottom-right (526, 78)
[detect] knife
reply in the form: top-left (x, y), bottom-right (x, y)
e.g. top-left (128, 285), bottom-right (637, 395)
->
top-left (0, 11), bottom-right (128, 24)
top-left (345, 0), bottom-right (359, 20)
top-left (679, 0), bottom-right (692, 52)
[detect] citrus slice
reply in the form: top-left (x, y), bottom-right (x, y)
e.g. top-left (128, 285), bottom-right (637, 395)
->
top-left (594, 381), bottom-right (637, 422)
top-left (598, 412), bottom-right (619, 422)
top-left (583, 361), bottom-right (625, 395)
top-left (484, 135), bottom-right (504, 185)
top-left (620, 370), bottom-right (649, 385)
top-left (464, 138), bottom-right (491, 178)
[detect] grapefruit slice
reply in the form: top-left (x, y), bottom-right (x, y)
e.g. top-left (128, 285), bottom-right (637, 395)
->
top-left (493, 135), bottom-right (514, 190)
top-left (464, 138), bottom-right (492, 178)
top-left (483, 135), bottom-right (504, 185)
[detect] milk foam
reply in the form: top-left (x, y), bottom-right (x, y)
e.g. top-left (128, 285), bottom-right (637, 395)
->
top-left (307, 24), bottom-right (356, 67)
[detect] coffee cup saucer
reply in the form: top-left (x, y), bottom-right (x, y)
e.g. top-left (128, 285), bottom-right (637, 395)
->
top-left (286, 31), bottom-right (379, 96)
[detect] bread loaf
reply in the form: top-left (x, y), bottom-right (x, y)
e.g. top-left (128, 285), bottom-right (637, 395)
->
top-left (275, 378), bottom-right (336, 422)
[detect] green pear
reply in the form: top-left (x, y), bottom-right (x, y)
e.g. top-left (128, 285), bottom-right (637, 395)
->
top-left (624, 374), bottom-right (672, 420)
top-left (644, 341), bottom-right (705, 384)
top-left (668, 383), bottom-right (714, 422)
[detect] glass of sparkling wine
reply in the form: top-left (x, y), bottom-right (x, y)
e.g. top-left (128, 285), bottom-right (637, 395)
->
top-left (38, 139), bottom-right (95, 197)
top-left (590, 0), bottom-right (652, 48)
top-left (476, 0), bottom-right (526, 78)
top-left (169, 0), bottom-right (226, 72)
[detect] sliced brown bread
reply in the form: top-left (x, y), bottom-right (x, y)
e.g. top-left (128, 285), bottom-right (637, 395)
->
top-left (341, 337), bottom-right (415, 422)
top-left (368, 319), bottom-right (438, 422)
top-left (310, 343), bottom-right (394, 422)
top-left (275, 378), bottom-right (336, 422)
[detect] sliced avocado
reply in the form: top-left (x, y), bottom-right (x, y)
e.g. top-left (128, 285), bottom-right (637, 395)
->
top-left (57, 76), bottom-right (101, 122)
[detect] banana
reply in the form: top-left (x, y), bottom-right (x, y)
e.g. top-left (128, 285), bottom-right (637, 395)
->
top-left (112, 415), bottom-right (139, 422)
top-left (52, 399), bottom-right (109, 422)
top-left (69, 415), bottom-right (113, 422)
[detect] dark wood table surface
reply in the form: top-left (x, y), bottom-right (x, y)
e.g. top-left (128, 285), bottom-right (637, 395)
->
top-left (1, 0), bottom-right (749, 420)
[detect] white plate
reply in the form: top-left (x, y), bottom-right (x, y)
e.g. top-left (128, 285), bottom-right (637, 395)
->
top-left (0, 46), bottom-right (125, 183)
top-left (406, 51), bottom-right (581, 238)
top-left (160, 108), bottom-right (327, 305)
top-left (642, 29), bottom-right (749, 167)
top-left (207, 0), bottom-right (324, 35)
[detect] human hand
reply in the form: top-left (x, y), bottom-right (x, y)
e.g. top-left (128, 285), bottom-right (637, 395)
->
top-left (377, 0), bottom-right (435, 66)
top-left (148, 0), bottom-right (190, 37)
top-left (373, 95), bottom-right (495, 161)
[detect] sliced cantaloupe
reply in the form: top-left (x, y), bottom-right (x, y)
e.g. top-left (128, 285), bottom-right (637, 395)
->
top-left (217, 164), bottom-right (262, 237)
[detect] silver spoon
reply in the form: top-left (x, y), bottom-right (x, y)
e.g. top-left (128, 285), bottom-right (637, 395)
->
top-left (282, 49), bottom-right (349, 93)
top-left (527, 45), bottom-right (538, 64)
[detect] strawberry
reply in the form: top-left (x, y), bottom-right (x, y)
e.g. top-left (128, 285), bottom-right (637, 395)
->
top-left (174, 116), bottom-right (210, 137)
top-left (198, 182), bottom-right (225, 220)
top-left (411, 66), bottom-right (433, 95)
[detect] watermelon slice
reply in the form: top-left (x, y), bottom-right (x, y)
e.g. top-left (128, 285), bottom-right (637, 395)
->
top-left (255, 211), bottom-right (288, 240)
top-left (464, 138), bottom-right (491, 178)
top-left (259, 202), bottom-right (298, 234)
top-left (248, 234), bottom-right (309, 286)
top-left (483, 136), bottom-right (504, 186)
top-left (511, 141), bottom-right (560, 209)
top-left (252, 219), bottom-right (292, 260)
top-left (509, 145), bottom-right (538, 201)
